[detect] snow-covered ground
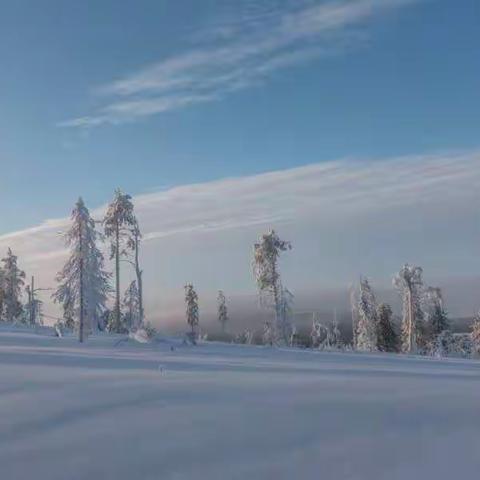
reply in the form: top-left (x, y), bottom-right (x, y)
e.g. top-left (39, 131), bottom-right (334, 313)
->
top-left (1, 326), bottom-right (479, 480)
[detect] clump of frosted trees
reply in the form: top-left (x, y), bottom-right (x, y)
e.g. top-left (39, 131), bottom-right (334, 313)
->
top-left (0, 248), bottom-right (50, 326)
top-left (51, 190), bottom-right (145, 342)
top-left (348, 263), bottom-right (478, 358)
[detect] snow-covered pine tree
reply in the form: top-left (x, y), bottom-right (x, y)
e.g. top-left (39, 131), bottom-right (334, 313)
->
top-left (123, 280), bottom-right (141, 331)
top-left (356, 277), bottom-right (378, 352)
top-left (471, 312), bottom-right (480, 357)
top-left (53, 198), bottom-right (111, 341)
top-left (103, 189), bottom-right (136, 334)
top-left (376, 303), bottom-right (399, 352)
top-left (1, 248), bottom-right (26, 323)
top-left (129, 220), bottom-right (144, 327)
top-left (185, 283), bottom-right (199, 338)
top-left (252, 230), bottom-right (292, 345)
top-left (423, 286), bottom-right (449, 341)
top-left (217, 290), bottom-right (228, 333)
top-left (61, 292), bottom-right (76, 330)
top-left (105, 309), bottom-right (128, 334)
top-left (0, 267), bottom-right (5, 322)
top-left (393, 264), bottom-right (425, 354)
top-left (278, 287), bottom-right (295, 345)
top-left (349, 285), bottom-right (359, 349)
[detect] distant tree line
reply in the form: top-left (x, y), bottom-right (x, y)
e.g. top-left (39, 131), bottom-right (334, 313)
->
top-left (2, 211), bottom-right (480, 359)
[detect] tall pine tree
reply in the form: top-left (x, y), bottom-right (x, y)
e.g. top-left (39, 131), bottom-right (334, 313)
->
top-left (53, 198), bottom-right (110, 341)
top-left (356, 277), bottom-right (378, 352)
top-left (393, 264), bottom-right (425, 353)
top-left (103, 189), bottom-right (136, 333)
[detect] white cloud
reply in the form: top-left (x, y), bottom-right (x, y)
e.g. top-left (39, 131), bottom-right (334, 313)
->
top-left (60, 0), bottom-right (417, 127)
top-left (1, 149), bottom-right (479, 326)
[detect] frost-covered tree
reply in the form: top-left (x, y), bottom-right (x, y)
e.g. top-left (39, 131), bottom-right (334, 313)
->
top-left (24, 284), bottom-right (44, 326)
top-left (253, 230), bottom-right (292, 345)
top-left (185, 283), bottom-right (199, 336)
top-left (123, 280), bottom-right (141, 331)
top-left (311, 314), bottom-right (342, 351)
top-left (423, 287), bottom-right (449, 341)
top-left (0, 268), bottom-right (5, 322)
top-left (217, 290), bottom-right (228, 332)
top-left (310, 316), bottom-right (323, 348)
top-left (1, 248), bottom-right (26, 323)
top-left (349, 285), bottom-right (359, 349)
top-left (103, 189), bottom-right (136, 333)
top-left (278, 287), bottom-right (295, 345)
top-left (376, 303), bottom-right (399, 352)
top-left (356, 278), bottom-right (378, 352)
top-left (130, 221), bottom-right (144, 327)
top-left (53, 198), bottom-right (110, 341)
top-left (471, 312), bottom-right (480, 357)
top-left (60, 292), bottom-right (76, 330)
top-left (105, 309), bottom-right (128, 334)
top-left (330, 312), bottom-right (342, 348)
top-left (393, 264), bottom-right (425, 353)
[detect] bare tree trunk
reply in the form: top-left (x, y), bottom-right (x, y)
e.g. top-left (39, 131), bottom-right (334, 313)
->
top-left (115, 222), bottom-right (121, 329)
top-left (134, 232), bottom-right (144, 327)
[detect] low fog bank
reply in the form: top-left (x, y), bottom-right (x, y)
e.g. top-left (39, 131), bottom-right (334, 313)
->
top-left (153, 276), bottom-right (480, 337)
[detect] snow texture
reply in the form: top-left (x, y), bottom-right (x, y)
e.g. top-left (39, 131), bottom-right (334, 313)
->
top-left (0, 324), bottom-right (479, 480)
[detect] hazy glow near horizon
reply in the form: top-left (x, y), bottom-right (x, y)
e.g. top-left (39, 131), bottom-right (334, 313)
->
top-left (1, 151), bottom-right (479, 326)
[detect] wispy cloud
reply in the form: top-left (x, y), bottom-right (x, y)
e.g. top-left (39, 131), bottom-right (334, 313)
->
top-left (1, 149), bottom-right (479, 321)
top-left (60, 0), bottom-right (416, 127)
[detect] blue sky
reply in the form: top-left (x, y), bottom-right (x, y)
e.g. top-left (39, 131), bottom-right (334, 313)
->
top-left (1, 0), bottom-right (479, 232)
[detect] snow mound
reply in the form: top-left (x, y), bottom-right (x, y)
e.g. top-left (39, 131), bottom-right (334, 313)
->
top-left (129, 328), bottom-right (153, 343)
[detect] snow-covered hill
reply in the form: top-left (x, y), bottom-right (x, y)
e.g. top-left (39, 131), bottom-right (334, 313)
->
top-left (1, 326), bottom-right (479, 480)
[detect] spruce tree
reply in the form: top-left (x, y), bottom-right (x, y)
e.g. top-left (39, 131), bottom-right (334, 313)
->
top-left (185, 283), bottom-right (199, 338)
top-left (123, 280), bottom-right (141, 331)
top-left (356, 277), bottom-right (378, 351)
top-left (423, 287), bottom-right (449, 341)
top-left (217, 290), bottom-right (228, 333)
top-left (376, 303), bottom-right (399, 352)
top-left (53, 198), bottom-right (110, 341)
top-left (393, 264), bottom-right (425, 353)
top-left (1, 248), bottom-right (26, 323)
top-left (103, 189), bottom-right (136, 335)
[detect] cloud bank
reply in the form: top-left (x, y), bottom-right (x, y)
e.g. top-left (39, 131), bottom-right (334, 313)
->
top-left (1, 149), bottom-right (479, 328)
top-left (60, 0), bottom-right (416, 127)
